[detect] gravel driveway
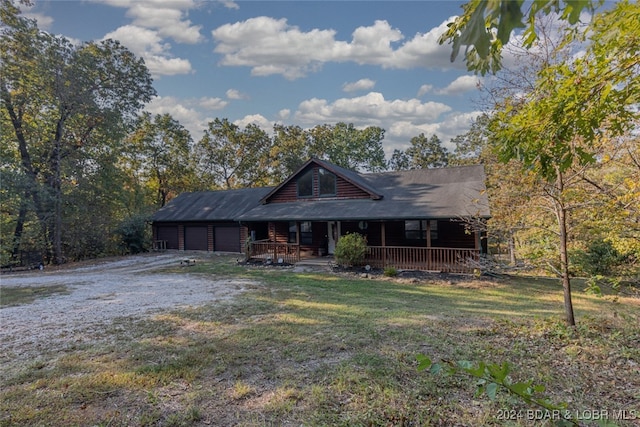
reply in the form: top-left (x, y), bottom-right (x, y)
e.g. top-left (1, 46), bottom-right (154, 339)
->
top-left (0, 253), bottom-right (257, 376)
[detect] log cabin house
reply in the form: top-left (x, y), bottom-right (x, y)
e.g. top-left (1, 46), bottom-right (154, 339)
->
top-left (151, 158), bottom-right (490, 273)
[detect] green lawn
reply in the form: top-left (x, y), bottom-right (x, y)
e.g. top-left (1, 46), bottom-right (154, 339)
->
top-left (1, 257), bottom-right (638, 426)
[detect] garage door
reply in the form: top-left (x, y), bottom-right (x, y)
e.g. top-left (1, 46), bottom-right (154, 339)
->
top-left (156, 226), bottom-right (179, 249)
top-left (185, 226), bottom-right (208, 250)
top-left (215, 226), bottom-right (240, 252)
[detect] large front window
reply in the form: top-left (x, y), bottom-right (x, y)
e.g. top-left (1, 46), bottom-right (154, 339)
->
top-left (405, 220), bottom-right (427, 240)
top-left (296, 167), bottom-right (337, 198)
top-left (318, 168), bottom-right (336, 196)
top-left (297, 170), bottom-right (313, 197)
top-left (404, 220), bottom-right (438, 241)
top-left (288, 221), bottom-right (313, 244)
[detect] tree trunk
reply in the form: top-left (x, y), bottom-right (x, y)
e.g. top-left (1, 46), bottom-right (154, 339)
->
top-left (508, 232), bottom-right (517, 265)
top-left (51, 118), bottom-right (65, 265)
top-left (2, 83), bottom-right (52, 261)
top-left (11, 195), bottom-right (28, 258)
top-left (554, 169), bottom-right (576, 327)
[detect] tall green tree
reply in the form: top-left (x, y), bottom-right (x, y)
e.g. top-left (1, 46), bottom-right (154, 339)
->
top-left (0, 1), bottom-right (155, 263)
top-left (126, 112), bottom-right (194, 207)
top-left (270, 124), bottom-right (310, 182)
top-left (450, 114), bottom-right (489, 166)
top-left (388, 133), bottom-right (449, 170)
top-left (270, 122), bottom-right (387, 176)
top-left (406, 134), bottom-right (449, 169)
top-left (307, 122), bottom-right (387, 172)
top-left (388, 149), bottom-right (411, 171)
top-left (194, 118), bottom-right (272, 189)
top-left (489, 1), bottom-right (640, 326)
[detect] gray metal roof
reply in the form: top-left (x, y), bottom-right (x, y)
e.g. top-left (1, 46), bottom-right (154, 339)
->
top-left (238, 164), bottom-right (490, 221)
top-left (152, 164), bottom-right (490, 223)
top-left (152, 187), bottom-right (273, 222)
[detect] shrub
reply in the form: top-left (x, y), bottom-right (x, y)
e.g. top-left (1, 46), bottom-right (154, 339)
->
top-left (334, 233), bottom-right (367, 267)
top-left (573, 239), bottom-right (624, 276)
top-left (116, 214), bottom-right (151, 254)
top-left (383, 267), bottom-right (398, 277)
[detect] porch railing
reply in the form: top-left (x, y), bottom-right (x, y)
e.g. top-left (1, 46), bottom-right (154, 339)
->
top-left (249, 240), bottom-right (300, 264)
top-left (365, 246), bottom-right (480, 274)
top-left (248, 241), bottom-right (480, 273)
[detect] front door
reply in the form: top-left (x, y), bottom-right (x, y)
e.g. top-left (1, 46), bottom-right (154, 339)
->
top-left (327, 221), bottom-right (338, 254)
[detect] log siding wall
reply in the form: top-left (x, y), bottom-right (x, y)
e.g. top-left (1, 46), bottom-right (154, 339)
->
top-left (267, 165), bottom-right (370, 203)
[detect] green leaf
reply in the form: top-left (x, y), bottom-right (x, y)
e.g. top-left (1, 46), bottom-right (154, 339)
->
top-left (485, 382), bottom-right (499, 400)
top-left (457, 360), bottom-right (474, 370)
top-left (533, 384), bottom-right (546, 393)
top-left (416, 354), bottom-right (431, 372)
top-left (496, 0), bottom-right (526, 44)
top-left (430, 363), bottom-right (443, 375)
top-left (487, 362), bottom-right (510, 382)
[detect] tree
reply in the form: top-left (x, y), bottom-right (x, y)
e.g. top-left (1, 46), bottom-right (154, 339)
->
top-left (388, 149), bottom-right (411, 171)
top-left (449, 114), bottom-right (489, 166)
top-left (126, 112), bottom-right (195, 207)
top-left (194, 118), bottom-right (272, 189)
top-left (388, 133), bottom-right (449, 170)
top-left (449, 115), bottom-right (537, 266)
top-left (488, 1), bottom-right (640, 326)
top-left (270, 122), bottom-right (387, 176)
top-left (439, 0), bottom-right (602, 74)
top-left (270, 124), bottom-right (310, 183)
top-left (406, 134), bottom-right (449, 169)
top-left (0, 1), bottom-right (156, 263)
top-left (307, 122), bottom-right (387, 172)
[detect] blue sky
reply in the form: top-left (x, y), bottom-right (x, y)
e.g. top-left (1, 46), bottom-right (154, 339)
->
top-left (22, 1), bottom-right (490, 155)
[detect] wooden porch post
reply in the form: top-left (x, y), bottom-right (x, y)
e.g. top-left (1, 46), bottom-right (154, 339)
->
top-left (426, 220), bottom-right (431, 270)
top-left (381, 222), bottom-right (386, 267)
top-left (296, 221), bottom-right (301, 261)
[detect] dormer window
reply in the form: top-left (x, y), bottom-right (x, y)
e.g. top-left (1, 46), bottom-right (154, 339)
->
top-left (318, 168), bottom-right (336, 196)
top-left (296, 167), bottom-right (337, 198)
top-left (297, 170), bottom-right (313, 197)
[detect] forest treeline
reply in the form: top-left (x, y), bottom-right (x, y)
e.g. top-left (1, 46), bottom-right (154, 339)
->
top-left (1, 0), bottom-right (638, 288)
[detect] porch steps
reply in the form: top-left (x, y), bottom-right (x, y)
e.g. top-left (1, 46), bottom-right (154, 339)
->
top-left (293, 256), bottom-right (334, 272)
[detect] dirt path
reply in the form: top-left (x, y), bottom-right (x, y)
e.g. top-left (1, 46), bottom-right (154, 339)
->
top-left (0, 253), bottom-right (257, 376)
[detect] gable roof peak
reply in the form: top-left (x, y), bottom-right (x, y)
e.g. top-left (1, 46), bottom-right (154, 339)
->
top-left (260, 158), bottom-right (383, 203)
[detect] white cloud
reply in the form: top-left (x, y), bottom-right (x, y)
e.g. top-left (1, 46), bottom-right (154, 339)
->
top-left (103, 25), bottom-right (192, 76)
top-left (99, 0), bottom-right (203, 44)
top-left (435, 75), bottom-right (481, 95)
top-left (212, 16), bottom-right (341, 80)
top-left (294, 92), bottom-right (451, 124)
top-left (390, 19), bottom-right (458, 70)
top-left (199, 97), bottom-right (228, 110)
top-left (277, 109), bottom-right (291, 120)
top-left (221, 1), bottom-right (240, 10)
top-left (417, 84), bottom-right (433, 97)
top-left (212, 16), bottom-right (465, 79)
top-left (343, 78), bottom-right (376, 93)
top-left (234, 114), bottom-right (273, 131)
top-left (226, 89), bottom-right (249, 100)
top-left (346, 20), bottom-right (404, 65)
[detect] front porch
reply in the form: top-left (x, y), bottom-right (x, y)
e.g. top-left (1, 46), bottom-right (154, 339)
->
top-left (247, 241), bottom-right (480, 274)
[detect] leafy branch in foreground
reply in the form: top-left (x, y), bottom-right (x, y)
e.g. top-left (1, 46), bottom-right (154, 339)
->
top-left (416, 355), bottom-right (620, 427)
